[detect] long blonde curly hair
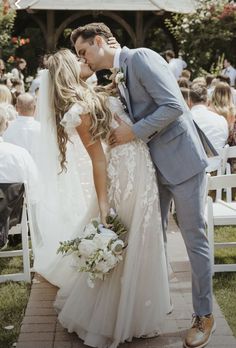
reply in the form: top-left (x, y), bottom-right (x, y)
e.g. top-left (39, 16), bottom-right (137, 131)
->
top-left (47, 48), bottom-right (113, 172)
top-left (211, 82), bottom-right (236, 127)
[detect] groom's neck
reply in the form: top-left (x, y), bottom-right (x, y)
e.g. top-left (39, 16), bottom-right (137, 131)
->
top-left (101, 48), bottom-right (116, 70)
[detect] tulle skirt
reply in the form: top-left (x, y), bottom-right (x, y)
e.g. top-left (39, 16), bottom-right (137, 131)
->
top-left (54, 139), bottom-right (172, 347)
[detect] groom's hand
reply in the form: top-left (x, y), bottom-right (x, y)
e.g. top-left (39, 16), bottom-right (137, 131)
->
top-left (109, 115), bottom-right (136, 147)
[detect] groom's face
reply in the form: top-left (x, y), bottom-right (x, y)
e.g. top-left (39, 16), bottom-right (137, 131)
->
top-left (75, 36), bottom-right (104, 72)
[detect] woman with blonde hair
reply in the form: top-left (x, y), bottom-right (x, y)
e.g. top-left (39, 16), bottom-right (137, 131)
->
top-left (0, 85), bottom-right (17, 121)
top-left (0, 84), bottom-right (12, 104)
top-left (210, 82), bottom-right (236, 173)
top-left (210, 82), bottom-right (236, 130)
top-left (37, 48), bottom-right (171, 348)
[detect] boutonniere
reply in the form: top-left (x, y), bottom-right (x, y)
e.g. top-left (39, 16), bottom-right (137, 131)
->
top-left (110, 67), bottom-right (126, 86)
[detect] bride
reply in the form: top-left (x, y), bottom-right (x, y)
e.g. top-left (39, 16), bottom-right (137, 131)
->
top-left (41, 48), bottom-right (171, 348)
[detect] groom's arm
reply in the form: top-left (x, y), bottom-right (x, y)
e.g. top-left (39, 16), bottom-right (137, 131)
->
top-left (131, 49), bottom-right (184, 143)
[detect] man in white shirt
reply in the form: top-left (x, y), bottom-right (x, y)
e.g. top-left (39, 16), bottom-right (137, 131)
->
top-left (165, 50), bottom-right (187, 80)
top-left (3, 93), bottom-right (40, 159)
top-left (190, 83), bottom-right (228, 172)
top-left (29, 72), bottom-right (41, 95)
top-left (0, 104), bottom-right (38, 203)
top-left (221, 58), bottom-right (236, 87)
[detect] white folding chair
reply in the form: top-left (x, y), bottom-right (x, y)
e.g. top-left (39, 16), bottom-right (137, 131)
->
top-left (206, 174), bottom-right (236, 274)
top-left (0, 182), bottom-right (34, 283)
top-left (215, 144), bottom-right (229, 201)
top-left (225, 146), bottom-right (236, 202)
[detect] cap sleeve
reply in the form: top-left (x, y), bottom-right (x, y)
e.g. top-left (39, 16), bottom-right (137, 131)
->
top-left (60, 103), bottom-right (84, 129)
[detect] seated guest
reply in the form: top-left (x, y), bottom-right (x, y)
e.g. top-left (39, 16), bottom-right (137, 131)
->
top-left (180, 69), bottom-right (191, 81)
top-left (11, 58), bottom-right (27, 93)
top-left (0, 84), bottom-right (12, 104)
top-left (0, 102), bottom-right (17, 121)
top-left (0, 59), bottom-right (6, 82)
top-left (29, 72), bottom-right (41, 96)
top-left (206, 74), bottom-right (215, 89)
top-left (215, 75), bottom-right (236, 105)
top-left (10, 79), bottom-right (24, 106)
top-left (190, 83), bottom-right (228, 172)
top-left (165, 49), bottom-right (187, 79)
top-left (178, 77), bottom-right (189, 88)
top-left (3, 93), bottom-right (40, 158)
top-left (180, 87), bottom-right (190, 107)
top-left (0, 103), bottom-right (38, 203)
top-left (191, 76), bottom-right (207, 86)
top-left (210, 82), bottom-right (236, 131)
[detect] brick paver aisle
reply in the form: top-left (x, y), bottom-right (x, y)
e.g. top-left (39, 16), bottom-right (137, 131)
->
top-left (16, 217), bottom-right (236, 348)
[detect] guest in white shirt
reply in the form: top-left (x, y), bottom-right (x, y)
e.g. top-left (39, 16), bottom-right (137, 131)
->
top-left (221, 58), bottom-right (236, 87)
top-left (189, 83), bottom-right (228, 172)
top-left (3, 93), bottom-right (40, 158)
top-left (29, 72), bottom-right (41, 96)
top-left (165, 50), bottom-right (187, 80)
top-left (0, 104), bottom-right (38, 203)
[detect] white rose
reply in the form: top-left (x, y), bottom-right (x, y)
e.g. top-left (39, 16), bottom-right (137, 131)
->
top-left (93, 234), bottom-right (111, 249)
top-left (104, 251), bottom-right (118, 268)
top-left (111, 240), bottom-right (124, 255)
top-left (98, 225), bottom-right (117, 239)
top-left (79, 239), bottom-right (97, 257)
top-left (81, 223), bottom-right (97, 238)
top-left (96, 261), bottom-right (110, 274)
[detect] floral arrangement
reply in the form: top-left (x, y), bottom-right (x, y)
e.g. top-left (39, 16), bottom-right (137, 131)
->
top-left (57, 210), bottom-right (127, 288)
top-left (11, 36), bottom-right (30, 46)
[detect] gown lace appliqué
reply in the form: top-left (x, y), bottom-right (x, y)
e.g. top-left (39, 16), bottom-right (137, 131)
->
top-left (54, 97), bottom-right (171, 348)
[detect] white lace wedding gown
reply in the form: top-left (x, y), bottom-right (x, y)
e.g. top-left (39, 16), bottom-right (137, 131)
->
top-left (54, 97), bottom-right (171, 348)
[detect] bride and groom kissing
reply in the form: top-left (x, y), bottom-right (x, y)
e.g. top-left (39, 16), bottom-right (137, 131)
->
top-left (38, 22), bottom-right (215, 348)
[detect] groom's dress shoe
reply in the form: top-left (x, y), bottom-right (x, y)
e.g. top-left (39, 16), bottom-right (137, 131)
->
top-left (184, 314), bottom-right (215, 348)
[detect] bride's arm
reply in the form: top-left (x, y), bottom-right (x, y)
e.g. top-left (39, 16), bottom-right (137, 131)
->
top-left (76, 113), bottom-right (109, 225)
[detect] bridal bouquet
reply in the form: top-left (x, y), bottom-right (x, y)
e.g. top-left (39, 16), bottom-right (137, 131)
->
top-left (57, 210), bottom-right (127, 288)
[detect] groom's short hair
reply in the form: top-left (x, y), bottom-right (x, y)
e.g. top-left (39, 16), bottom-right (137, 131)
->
top-left (71, 23), bottom-right (113, 46)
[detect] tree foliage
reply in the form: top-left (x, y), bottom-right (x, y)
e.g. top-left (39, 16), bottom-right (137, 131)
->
top-left (0, 3), bottom-right (16, 56)
top-left (165, 0), bottom-right (236, 76)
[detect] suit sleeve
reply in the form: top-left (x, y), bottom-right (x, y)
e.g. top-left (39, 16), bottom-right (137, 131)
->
top-left (131, 49), bottom-right (184, 143)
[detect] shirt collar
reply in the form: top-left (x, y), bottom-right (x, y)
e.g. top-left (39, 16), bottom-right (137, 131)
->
top-left (113, 48), bottom-right (122, 70)
top-left (191, 104), bottom-right (208, 111)
top-left (17, 115), bottom-right (35, 121)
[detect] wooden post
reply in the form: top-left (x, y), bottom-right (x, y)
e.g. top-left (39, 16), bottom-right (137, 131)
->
top-left (135, 11), bottom-right (144, 47)
top-left (46, 10), bottom-right (55, 52)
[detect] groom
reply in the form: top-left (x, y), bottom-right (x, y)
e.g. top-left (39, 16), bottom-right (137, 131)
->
top-left (71, 23), bottom-right (215, 348)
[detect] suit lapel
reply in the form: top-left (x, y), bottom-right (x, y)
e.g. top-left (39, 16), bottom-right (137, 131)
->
top-left (119, 48), bottom-right (135, 122)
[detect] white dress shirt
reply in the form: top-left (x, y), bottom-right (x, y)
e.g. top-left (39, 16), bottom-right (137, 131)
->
top-left (113, 48), bottom-right (126, 100)
top-left (0, 137), bottom-right (38, 202)
top-left (29, 75), bottom-right (41, 95)
top-left (3, 115), bottom-right (40, 159)
top-left (191, 104), bottom-right (229, 172)
top-left (221, 65), bottom-right (236, 86)
top-left (169, 58), bottom-right (187, 79)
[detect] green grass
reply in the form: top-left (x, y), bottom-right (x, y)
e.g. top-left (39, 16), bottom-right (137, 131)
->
top-left (213, 226), bottom-right (236, 337)
top-left (0, 245), bottom-right (31, 348)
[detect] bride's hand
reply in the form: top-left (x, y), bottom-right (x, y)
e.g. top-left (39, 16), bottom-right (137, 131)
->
top-left (100, 204), bottom-right (110, 227)
top-left (108, 37), bottom-right (120, 49)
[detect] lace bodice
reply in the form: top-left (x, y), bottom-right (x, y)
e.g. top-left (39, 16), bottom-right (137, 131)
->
top-left (107, 96), bottom-right (133, 128)
top-left (60, 96), bottom-right (132, 131)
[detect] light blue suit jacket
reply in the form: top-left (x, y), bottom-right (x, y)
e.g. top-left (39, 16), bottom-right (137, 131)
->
top-left (119, 47), bottom-right (208, 185)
